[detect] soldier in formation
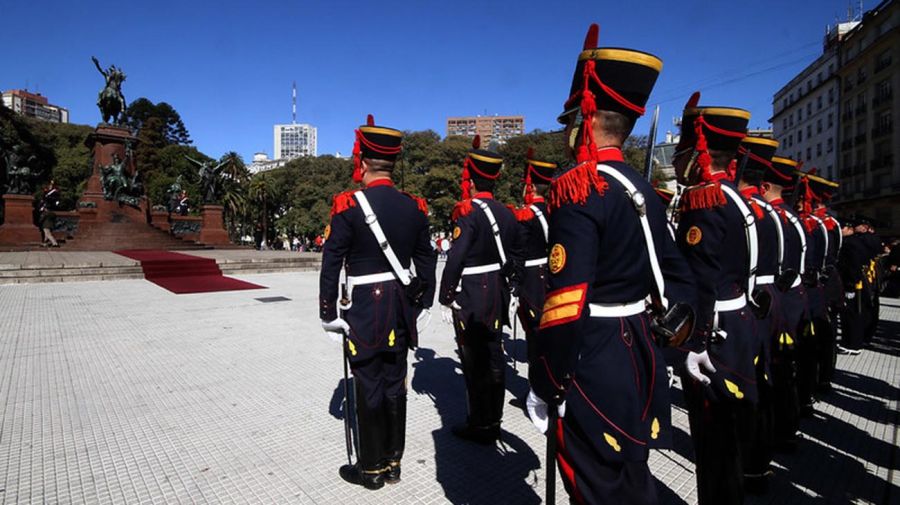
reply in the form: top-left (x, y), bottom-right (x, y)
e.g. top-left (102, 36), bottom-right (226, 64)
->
top-left (314, 22), bottom-right (883, 505)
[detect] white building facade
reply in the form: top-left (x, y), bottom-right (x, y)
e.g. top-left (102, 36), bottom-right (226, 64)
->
top-left (274, 123), bottom-right (317, 159)
top-left (771, 22), bottom-right (858, 182)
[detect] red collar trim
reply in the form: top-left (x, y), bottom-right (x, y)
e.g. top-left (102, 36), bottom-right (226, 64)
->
top-left (531, 196), bottom-right (545, 204)
top-left (366, 178), bottom-right (394, 188)
top-left (595, 147), bottom-right (624, 163)
top-left (473, 191), bottom-right (494, 200)
top-left (709, 171), bottom-right (729, 182)
top-left (769, 198), bottom-right (784, 206)
top-left (740, 186), bottom-right (760, 198)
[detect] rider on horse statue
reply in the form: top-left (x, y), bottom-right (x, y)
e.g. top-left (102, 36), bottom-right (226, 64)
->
top-left (92, 56), bottom-right (127, 125)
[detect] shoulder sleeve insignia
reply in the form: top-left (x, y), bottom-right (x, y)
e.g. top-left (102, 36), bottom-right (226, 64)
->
top-left (549, 243), bottom-right (567, 274)
top-left (685, 226), bottom-right (703, 246)
top-left (452, 226), bottom-right (461, 240)
top-left (324, 224), bottom-right (331, 241)
top-left (539, 282), bottom-right (587, 329)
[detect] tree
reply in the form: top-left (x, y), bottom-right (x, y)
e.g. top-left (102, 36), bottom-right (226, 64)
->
top-left (218, 152), bottom-right (249, 240)
top-left (124, 98), bottom-right (191, 145)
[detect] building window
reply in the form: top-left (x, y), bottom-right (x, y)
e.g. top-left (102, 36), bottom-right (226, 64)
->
top-left (788, 134), bottom-right (793, 147)
top-left (807, 103), bottom-right (812, 115)
top-left (817, 96), bottom-right (822, 110)
top-left (798, 130), bottom-right (803, 142)
top-left (828, 88), bottom-right (834, 104)
top-left (857, 67), bottom-right (866, 85)
top-left (828, 113), bottom-right (833, 128)
top-left (783, 118), bottom-right (788, 130)
top-left (807, 147), bottom-right (811, 160)
top-left (798, 108), bottom-right (803, 121)
top-left (817, 119), bottom-right (822, 133)
top-left (817, 72), bottom-right (823, 84)
top-left (817, 143), bottom-right (822, 156)
top-left (827, 137), bottom-right (833, 152)
top-left (876, 49), bottom-right (891, 72)
top-left (807, 125), bottom-right (812, 137)
top-left (783, 98), bottom-right (788, 109)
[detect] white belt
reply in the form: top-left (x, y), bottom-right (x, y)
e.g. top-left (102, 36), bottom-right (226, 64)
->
top-left (715, 295), bottom-right (747, 312)
top-left (589, 300), bottom-right (646, 318)
top-left (525, 258), bottom-right (548, 268)
top-left (791, 276), bottom-right (801, 289)
top-left (347, 271), bottom-right (406, 287)
top-left (461, 263), bottom-right (501, 276)
top-left (757, 275), bottom-right (775, 285)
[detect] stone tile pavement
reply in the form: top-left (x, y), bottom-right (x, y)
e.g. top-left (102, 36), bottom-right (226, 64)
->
top-left (0, 270), bottom-right (897, 504)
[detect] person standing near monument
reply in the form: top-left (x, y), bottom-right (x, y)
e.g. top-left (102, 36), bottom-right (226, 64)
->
top-left (40, 179), bottom-right (60, 247)
top-left (319, 115), bottom-right (436, 490)
top-left (438, 135), bottom-right (523, 445)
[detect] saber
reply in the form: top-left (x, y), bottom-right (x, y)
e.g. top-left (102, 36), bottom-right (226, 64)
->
top-left (644, 105), bottom-right (660, 182)
top-left (339, 267), bottom-right (354, 466)
top-left (546, 412), bottom-right (558, 505)
top-left (512, 312), bottom-right (519, 371)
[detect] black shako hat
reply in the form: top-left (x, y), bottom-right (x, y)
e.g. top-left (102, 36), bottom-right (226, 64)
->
top-left (525, 147), bottom-right (558, 184)
top-left (739, 135), bottom-right (779, 183)
top-left (765, 155), bottom-right (799, 187)
top-left (560, 24), bottom-right (662, 123)
top-left (352, 114), bottom-right (403, 182)
top-left (800, 170), bottom-right (839, 201)
top-left (460, 135), bottom-right (502, 199)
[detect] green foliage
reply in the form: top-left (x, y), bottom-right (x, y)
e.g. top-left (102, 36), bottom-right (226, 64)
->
top-left (124, 98), bottom-right (191, 145)
top-left (0, 106), bottom-right (92, 210)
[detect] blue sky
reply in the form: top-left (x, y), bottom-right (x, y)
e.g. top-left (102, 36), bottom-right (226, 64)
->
top-left (2, 0), bottom-right (871, 161)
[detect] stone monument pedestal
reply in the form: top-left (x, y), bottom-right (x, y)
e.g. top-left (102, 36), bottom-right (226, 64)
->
top-left (80, 125), bottom-right (147, 224)
top-left (0, 194), bottom-right (40, 244)
top-left (198, 205), bottom-right (230, 245)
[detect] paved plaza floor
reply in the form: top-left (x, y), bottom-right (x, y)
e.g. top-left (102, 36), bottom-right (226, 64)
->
top-left (0, 269), bottom-right (897, 504)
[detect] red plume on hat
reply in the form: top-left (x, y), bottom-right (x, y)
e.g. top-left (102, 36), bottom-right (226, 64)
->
top-left (351, 114), bottom-right (376, 183)
top-left (460, 135), bottom-right (480, 200)
top-left (524, 147), bottom-right (537, 205)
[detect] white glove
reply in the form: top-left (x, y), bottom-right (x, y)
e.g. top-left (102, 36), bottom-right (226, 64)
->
top-left (417, 308), bottom-right (432, 332)
top-left (557, 400), bottom-right (566, 419)
top-left (321, 318), bottom-right (349, 344)
top-left (509, 296), bottom-right (520, 320)
top-left (845, 292), bottom-right (856, 300)
top-left (441, 302), bottom-right (461, 324)
top-left (526, 389), bottom-right (549, 434)
top-left (685, 351), bottom-right (716, 385)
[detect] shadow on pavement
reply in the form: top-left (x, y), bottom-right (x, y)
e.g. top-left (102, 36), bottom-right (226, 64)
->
top-left (413, 347), bottom-right (542, 505)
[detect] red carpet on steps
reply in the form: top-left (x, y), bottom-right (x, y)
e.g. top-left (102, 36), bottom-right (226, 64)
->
top-left (114, 250), bottom-right (266, 294)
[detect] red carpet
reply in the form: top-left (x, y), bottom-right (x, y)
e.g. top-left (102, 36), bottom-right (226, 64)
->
top-left (114, 250), bottom-right (266, 294)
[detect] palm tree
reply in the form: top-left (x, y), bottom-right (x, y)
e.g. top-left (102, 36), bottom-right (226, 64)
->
top-left (248, 172), bottom-right (275, 248)
top-left (219, 152), bottom-right (250, 241)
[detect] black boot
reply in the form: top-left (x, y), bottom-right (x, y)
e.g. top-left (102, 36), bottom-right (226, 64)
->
top-left (339, 464), bottom-right (385, 490)
top-left (383, 394), bottom-right (406, 484)
top-left (343, 380), bottom-right (386, 490)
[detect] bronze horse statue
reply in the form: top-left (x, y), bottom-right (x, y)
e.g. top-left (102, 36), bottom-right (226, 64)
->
top-left (92, 56), bottom-right (127, 125)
